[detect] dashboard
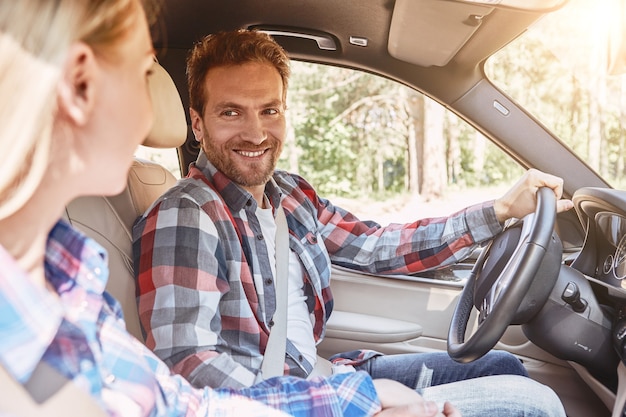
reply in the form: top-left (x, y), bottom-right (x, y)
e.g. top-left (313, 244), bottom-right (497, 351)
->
top-left (571, 187), bottom-right (626, 301)
top-left (595, 212), bottom-right (626, 288)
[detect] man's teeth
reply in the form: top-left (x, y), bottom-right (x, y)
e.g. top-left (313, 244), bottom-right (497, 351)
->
top-left (238, 150), bottom-right (264, 157)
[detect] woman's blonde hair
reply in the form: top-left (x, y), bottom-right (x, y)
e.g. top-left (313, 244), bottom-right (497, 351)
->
top-left (0, 0), bottom-right (147, 219)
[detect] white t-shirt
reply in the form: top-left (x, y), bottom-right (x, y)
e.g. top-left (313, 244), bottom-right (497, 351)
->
top-left (256, 203), bottom-right (317, 367)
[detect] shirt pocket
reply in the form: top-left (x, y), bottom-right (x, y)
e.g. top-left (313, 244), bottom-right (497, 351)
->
top-left (294, 230), bottom-right (331, 295)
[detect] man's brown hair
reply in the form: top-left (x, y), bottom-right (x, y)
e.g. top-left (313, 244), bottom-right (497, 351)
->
top-left (186, 29), bottom-right (291, 116)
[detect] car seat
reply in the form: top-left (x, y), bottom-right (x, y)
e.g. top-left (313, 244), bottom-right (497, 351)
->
top-left (63, 61), bottom-right (187, 342)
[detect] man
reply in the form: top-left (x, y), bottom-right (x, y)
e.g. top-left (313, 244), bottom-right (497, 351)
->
top-left (133, 29), bottom-right (570, 416)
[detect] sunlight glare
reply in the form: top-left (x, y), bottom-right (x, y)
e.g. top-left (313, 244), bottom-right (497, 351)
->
top-left (531, 0), bottom-right (625, 75)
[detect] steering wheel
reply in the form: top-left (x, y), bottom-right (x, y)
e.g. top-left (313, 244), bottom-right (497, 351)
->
top-left (447, 187), bottom-right (557, 363)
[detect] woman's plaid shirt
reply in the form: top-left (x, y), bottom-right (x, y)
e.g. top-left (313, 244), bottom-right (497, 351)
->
top-left (0, 220), bottom-right (381, 417)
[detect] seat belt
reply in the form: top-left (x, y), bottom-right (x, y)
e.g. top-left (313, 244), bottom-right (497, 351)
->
top-left (261, 205), bottom-right (334, 379)
top-left (0, 362), bottom-right (107, 417)
top-left (261, 205), bottom-right (290, 379)
top-left (308, 355), bottom-right (334, 378)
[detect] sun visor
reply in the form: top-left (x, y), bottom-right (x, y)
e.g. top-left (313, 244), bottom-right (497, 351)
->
top-left (388, 0), bottom-right (494, 67)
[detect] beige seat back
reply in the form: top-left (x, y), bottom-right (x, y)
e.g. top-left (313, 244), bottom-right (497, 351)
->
top-left (64, 61), bottom-right (187, 341)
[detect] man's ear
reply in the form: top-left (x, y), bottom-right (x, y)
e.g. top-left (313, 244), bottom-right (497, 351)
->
top-left (57, 42), bottom-right (97, 126)
top-left (190, 108), bottom-right (203, 142)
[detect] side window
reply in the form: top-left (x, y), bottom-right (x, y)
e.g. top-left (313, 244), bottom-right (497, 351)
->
top-left (281, 61), bottom-right (523, 227)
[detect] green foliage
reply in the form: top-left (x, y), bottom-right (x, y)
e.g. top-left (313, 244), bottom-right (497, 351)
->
top-left (280, 62), bottom-right (408, 197)
top-left (282, 60), bottom-right (519, 198)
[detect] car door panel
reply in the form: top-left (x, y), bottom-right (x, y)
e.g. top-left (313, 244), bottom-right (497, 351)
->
top-left (323, 265), bottom-right (574, 364)
top-left (320, 264), bottom-right (610, 417)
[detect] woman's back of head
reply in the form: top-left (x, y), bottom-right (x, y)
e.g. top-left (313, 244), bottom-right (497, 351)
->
top-left (0, 0), bottom-right (146, 219)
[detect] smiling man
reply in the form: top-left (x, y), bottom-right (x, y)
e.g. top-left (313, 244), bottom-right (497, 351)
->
top-left (133, 29), bottom-right (569, 417)
top-left (196, 61), bottom-right (285, 200)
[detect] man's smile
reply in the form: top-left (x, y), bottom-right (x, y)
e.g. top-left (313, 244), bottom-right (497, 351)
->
top-left (235, 149), bottom-right (268, 158)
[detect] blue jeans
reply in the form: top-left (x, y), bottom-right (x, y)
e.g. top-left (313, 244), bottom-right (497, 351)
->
top-left (355, 351), bottom-right (566, 417)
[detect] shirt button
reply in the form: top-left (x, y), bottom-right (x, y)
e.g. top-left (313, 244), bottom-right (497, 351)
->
top-left (104, 374), bottom-right (116, 385)
top-left (257, 234), bottom-right (264, 240)
top-left (269, 320), bottom-right (275, 327)
top-left (265, 278), bottom-right (273, 285)
top-left (246, 200), bottom-right (252, 206)
top-left (298, 355), bottom-right (304, 362)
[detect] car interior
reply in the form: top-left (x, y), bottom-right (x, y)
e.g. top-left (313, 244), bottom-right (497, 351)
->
top-left (7, 0), bottom-right (626, 416)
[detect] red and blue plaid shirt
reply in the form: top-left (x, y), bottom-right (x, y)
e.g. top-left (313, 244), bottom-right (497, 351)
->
top-left (0, 220), bottom-right (381, 417)
top-left (133, 150), bottom-right (503, 389)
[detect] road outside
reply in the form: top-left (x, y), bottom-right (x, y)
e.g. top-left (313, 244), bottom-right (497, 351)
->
top-left (332, 184), bottom-right (512, 225)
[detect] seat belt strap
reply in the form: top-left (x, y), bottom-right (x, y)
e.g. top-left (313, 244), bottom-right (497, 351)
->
top-left (0, 362), bottom-right (107, 417)
top-left (24, 361), bottom-right (70, 404)
top-left (261, 204), bottom-right (290, 379)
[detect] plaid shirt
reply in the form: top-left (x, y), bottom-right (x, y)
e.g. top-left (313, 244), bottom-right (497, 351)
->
top-left (0, 220), bottom-right (380, 417)
top-left (133, 150), bottom-right (502, 389)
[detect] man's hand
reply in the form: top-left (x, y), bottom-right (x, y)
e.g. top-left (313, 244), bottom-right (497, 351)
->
top-left (373, 379), bottom-right (461, 417)
top-left (493, 168), bottom-right (574, 223)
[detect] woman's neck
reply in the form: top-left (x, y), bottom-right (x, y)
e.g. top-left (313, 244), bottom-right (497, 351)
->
top-left (0, 181), bottom-right (69, 288)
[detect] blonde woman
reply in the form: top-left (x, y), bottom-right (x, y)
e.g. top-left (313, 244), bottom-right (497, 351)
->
top-left (0, 1), bottom-right (458, 416)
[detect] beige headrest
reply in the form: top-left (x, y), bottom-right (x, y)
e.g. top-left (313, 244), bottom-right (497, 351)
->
top-left (128, 159), bottom-right (178, 217)
top-left (143, 61), bottom-right (187, 148)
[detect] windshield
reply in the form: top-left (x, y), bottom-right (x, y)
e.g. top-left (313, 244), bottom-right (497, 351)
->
top-left (486, 0), bottom-right (626, 189)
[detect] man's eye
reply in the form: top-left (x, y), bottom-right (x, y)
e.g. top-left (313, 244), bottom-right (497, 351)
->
top-left (222, 110), bottom-right (239, 116)
top-left (264, 109), bottom-right (279, 115)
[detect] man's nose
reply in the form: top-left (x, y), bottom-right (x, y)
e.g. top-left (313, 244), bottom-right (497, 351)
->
top-left (241, 114), bottom-right (268, 144)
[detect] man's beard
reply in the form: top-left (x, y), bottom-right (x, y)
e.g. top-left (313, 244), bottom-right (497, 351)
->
top-left (202, 136), bottom-right (282, 187)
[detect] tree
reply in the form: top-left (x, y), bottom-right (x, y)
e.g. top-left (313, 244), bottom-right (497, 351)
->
top-left (284, 62), bottom-right (409, 197)
top-left (420, 99), bottom-right (447, 199)
top-left (403, 89), bottom-right (423, 194)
